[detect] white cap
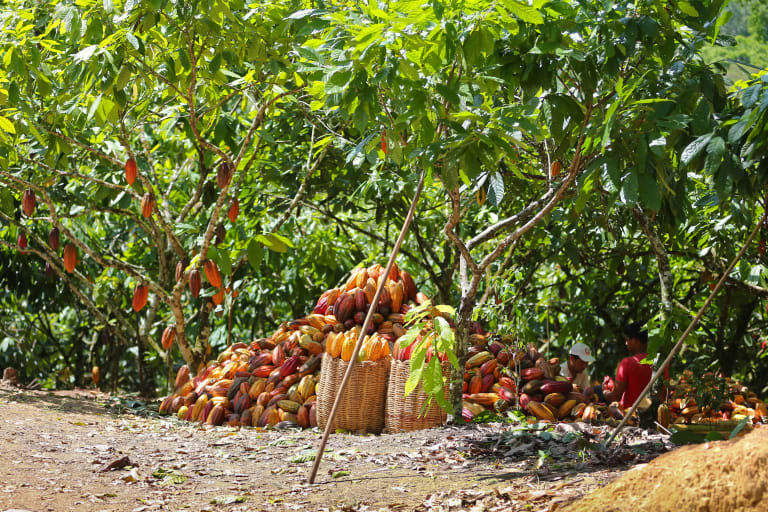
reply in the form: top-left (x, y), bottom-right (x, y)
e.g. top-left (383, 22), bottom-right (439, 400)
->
top-left (570, 342), bottom-right (594, 363)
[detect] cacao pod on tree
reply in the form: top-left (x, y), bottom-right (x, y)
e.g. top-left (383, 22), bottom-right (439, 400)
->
top-left (204, 259), bottom-right (222, 288)
top-left (549, 161), bottom-right (562, 178)
top-left (212, 288), bottom-right (224, 306)
top-left (63, 243), bottom-right (77, 273)
top-left (217, 162), bottom-right (233, 189)
top-left (132, 284), bottom-right (149, 312)
top-left (91, 366), bottom-right (100, 386)
top-left (175, 258), bottom-right (188, 283)
top-left (22, 188), bottom-right (35, 216)
top-left (140, 193), bottom-right (154, 218)
top-left (48, 227), bottom-right (59, 251)
top-left (17, 232), bottom-right (27, 250)
top-left (228, 198), bottom-right (239, 223)
top-left (125, 158), bottom-right (137, 185)
top-left (189, 269), bottom-right (201, 298)
top-left (161, 325), bottom-right (176, 350)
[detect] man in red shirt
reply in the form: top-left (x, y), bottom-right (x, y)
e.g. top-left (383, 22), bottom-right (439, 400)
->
top-left (588, 323), bottom-right (656, 409)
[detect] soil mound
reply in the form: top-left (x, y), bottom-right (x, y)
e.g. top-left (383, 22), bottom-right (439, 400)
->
top-left (564, 426), bottom-right (768, 512)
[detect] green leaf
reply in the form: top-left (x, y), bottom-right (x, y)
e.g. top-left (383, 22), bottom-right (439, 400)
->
top-left (620, 171), bottom-right (639, 204)
top-left (423, 356), bottom-right (444, 395)
top-left (487, 172), bottom-right (504, 206)
top-left (503, 0), bottom-right (544, 24)
top-left (681, 133), bottom-right (713, 165)
top-left (247, 239), bottom-right (263, 271)
top-left (433, 316), bottom-right (452, 342)
top-left (728, 416), bottom-right (751, 439)
top-left (677, 1), bottom-right (699, 17)
top-left (331, 470), bottom-right (350, 478)
top-left (287, 8), bottom-right (320, 19)
top-left (404, 366), bottom-right (423, 397)
top-left (637, 173), bottom-right (661, 211)
top-left (441, 160), bottom-right (459, 190)
top-left (256, 233), bottom-right (291, 253)
top-left (601, 100), bottom-right (619, 149)
top-left (704, 136), bottom-right (725, 175)
top-left (398, 327), bottom-right (419, 348)
top-left (0, 116), bottom-right (15, 135)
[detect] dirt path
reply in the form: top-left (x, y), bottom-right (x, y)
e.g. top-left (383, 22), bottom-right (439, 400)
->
top-left (0, 386), bottom-right (668, 511)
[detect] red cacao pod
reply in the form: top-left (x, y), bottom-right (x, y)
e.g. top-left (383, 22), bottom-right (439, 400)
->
top-left (48, 227), bottom-right (59, 251)
top-left (132, 284), bottom-right (149, 312)
top-left (63, 243), bottom-right (77, 273)
top-left (228, 198), bottom-right (239, 223)
top-left (17, 232), bottom-right (27, 250)
top-left (189, 269), bottom-right (201, 298)
top-left (125, 158), bottom-right (137, 185)
top-left (22, 188), bottom-right (35, 216)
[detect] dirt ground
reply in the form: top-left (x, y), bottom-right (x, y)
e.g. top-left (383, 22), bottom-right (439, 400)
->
top-left (0, 385), bottom-right (685, 511)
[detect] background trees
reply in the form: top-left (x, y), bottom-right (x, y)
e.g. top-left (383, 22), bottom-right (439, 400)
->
top-left (1, 0), bottom-right (767, 402)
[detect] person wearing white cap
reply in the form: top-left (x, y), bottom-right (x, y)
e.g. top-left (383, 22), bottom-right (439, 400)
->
top-left (560, 342), bottom-right (594, 391)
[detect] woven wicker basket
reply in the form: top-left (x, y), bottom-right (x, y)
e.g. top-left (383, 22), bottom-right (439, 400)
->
top-left (316, 353), bottom-right (390, 434)
top-left (384, 359), bottom-right (451, 433)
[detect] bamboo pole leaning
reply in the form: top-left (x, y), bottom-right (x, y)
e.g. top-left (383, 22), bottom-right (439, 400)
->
top-left (308, 170), bottom-right (426, 484)
top-left (604, 212), bottom-right (767, 447)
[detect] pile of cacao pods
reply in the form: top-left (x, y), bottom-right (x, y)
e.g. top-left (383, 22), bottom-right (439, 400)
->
top-left (455, 335), bottom-right (621, 424)
top-left (656, 370), bottom-right (767, 428)
top-left (159, 263), bottom-right (428, 427)
top-left (158, 328), bottom-right (323, 428)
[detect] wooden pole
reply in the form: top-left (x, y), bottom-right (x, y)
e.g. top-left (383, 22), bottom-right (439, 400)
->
top-left (604, 212), bottom-right (766, 447)
top-left (308, 170), bottom-right (426, 484)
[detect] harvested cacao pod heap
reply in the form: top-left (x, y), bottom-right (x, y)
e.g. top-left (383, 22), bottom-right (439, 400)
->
top-left (659, 370), bottom-right (767, 428)
top-left (159, 323), bottom-right (324, 429)
top-left (159, 262), bottom-right (427, 428)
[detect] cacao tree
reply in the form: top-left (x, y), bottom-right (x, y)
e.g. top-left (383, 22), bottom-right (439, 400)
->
top-left (297, 0), bottom-right (768, 416)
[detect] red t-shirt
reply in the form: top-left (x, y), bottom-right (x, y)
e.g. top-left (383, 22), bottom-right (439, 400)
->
top-left (615, 353), bottom-right (653, 409)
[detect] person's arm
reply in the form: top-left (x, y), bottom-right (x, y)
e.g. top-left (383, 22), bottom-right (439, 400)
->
top-left (603, 379), bottom-right (626, 404)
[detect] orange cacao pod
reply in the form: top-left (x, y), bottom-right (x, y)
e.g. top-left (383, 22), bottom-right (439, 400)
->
top-left (175, 365), bottom-right (190, 390)
top-left (63, 243), bottom-right (77, 273)
top-left (140, 193), bottom-right (154, 218)
top-left (189, 269), bottom-right (201, 298)
top-left (161, 325), bottom-right (176, 350)
top-left (132, 284), bottom-right (149, 312)
top-left (125, 158), bottom-right (137, 185)
top-left (91, 365), bottom-right (100, 386)
top-left (389, 280), bottom-right (404, 314)
top-left (212, 288), bottom-right (224, 306)
top-left (355, 267), bottom-right (368, 289)
top-left (22, 188), bottom-right (35, 216)
top-left (204, 259), bottom-right (222, 288)
top-left (549, 161), bottom-right (561, 178)
top-left (388, 262), bottom-right (400, 281)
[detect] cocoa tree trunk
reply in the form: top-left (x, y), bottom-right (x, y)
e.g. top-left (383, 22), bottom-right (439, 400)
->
top-left (448, 295), bottom-right (475, 422)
